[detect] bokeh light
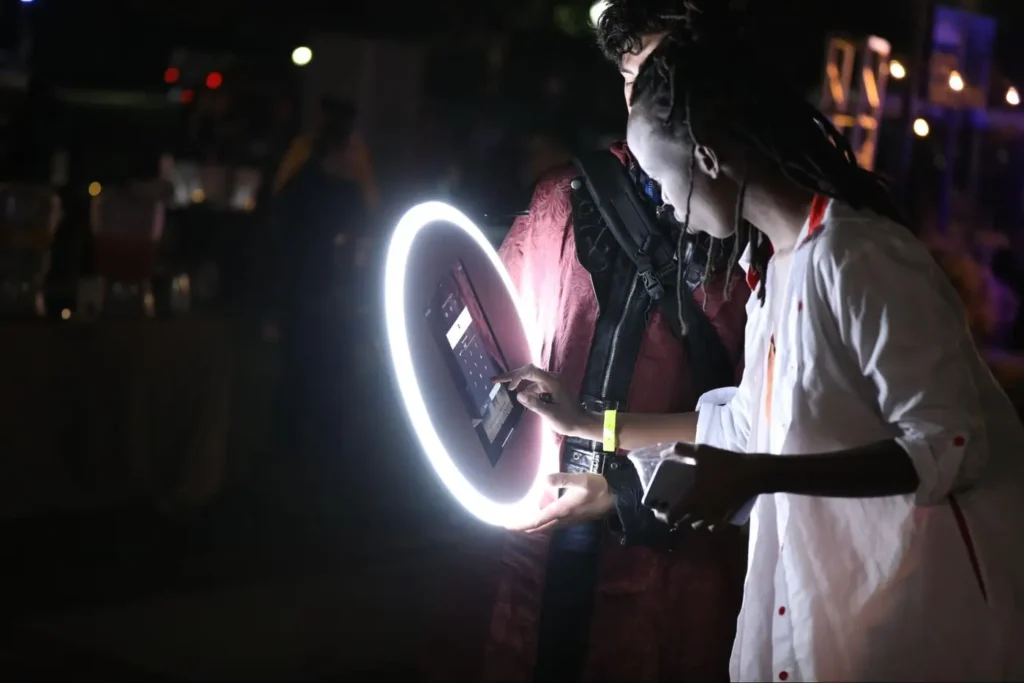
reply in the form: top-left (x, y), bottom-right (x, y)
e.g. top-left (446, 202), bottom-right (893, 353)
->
top-left (948, 70), bottom-right (964, 92)
top-left (292, 46), bottom-right (313, 66)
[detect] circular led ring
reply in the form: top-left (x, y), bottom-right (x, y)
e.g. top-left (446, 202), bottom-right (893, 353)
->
top-left (384, 201), bottom-right (548, 527)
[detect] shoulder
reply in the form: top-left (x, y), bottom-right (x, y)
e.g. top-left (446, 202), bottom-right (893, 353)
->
top-left (284, 134), bottom-right (313, 157)
top-left (806, 201), bottom-right (937, 290)
top-left (609, 140), bottom-right (631, 165)
top-left (528, 143), bottom-right (632, 213)
top-left (523, 164), bottom-right (579, 231)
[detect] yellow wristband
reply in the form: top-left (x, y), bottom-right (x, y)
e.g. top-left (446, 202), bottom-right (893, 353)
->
top-left (603, 409), bottom-right (618, 453)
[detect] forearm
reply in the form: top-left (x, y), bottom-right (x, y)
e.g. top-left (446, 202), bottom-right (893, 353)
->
top-left (753, 439), bottom-right (919, 498)
top-left (575, 411), bottom-right (699, 451)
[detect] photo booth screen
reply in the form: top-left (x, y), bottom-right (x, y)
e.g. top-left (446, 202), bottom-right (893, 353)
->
top-left (424, 261), bottom-right (523, 466)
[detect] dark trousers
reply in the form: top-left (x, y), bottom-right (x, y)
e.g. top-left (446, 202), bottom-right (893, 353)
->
top-left (533, 522), bottom-right (603, 682)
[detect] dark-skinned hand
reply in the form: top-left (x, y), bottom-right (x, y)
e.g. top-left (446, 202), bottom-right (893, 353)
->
top-left (656, 442), bottom-right (762, 532)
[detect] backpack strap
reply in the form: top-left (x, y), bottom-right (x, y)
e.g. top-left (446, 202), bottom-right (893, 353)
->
top-left (571, 151), bottom-right (736, 397)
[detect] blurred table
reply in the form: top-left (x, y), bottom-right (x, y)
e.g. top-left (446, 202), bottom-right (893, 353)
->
top-left (0, 317), bottom-right (233, 521)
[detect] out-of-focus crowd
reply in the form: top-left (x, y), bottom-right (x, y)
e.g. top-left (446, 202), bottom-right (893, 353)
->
top-left (930, 245), bottom-right (1020, 349)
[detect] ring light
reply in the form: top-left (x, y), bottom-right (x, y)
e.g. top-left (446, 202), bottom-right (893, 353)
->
top-left (384, 201), bottom-right (552, 527)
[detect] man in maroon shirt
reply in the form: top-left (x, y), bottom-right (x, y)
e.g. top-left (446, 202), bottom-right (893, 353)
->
top-left (420, 2), bottom-right (748, 680)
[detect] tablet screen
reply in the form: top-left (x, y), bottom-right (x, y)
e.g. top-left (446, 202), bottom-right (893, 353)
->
top-left (425, 261), bottom-right (523, 466)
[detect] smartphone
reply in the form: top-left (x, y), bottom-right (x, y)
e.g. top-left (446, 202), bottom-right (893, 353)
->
top-left (642, 455), bottom-right (697, 516)
top-left (642, 447), bottom-right (755, 526)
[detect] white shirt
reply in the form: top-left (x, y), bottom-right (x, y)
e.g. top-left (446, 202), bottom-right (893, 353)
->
top-left (695, 200), bottom-right (1024, 682)
top-left (757, 248), bottom-right (793, 457)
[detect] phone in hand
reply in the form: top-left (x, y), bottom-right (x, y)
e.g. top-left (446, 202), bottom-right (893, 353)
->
top-left (642, 449), bottom-right (755, 526)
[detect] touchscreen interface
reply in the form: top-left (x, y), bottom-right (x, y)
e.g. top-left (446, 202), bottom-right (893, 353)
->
top-left (425, 261), bottom-right (523, 466)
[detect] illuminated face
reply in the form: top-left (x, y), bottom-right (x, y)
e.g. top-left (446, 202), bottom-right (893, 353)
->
top-left (626, 105), bottom-right (740, 240)
top-left (620, 32), bottom-right (668, 111)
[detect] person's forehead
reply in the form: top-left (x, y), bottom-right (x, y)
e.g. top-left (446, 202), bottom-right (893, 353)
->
top-left (621, 32), bottom-right (668, 73)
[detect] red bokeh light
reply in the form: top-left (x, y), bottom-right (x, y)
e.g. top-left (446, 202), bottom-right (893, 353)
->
top-left (164, 67), bottom-right (180, 85)
top-left (180, 89), bottom-right (195, 104)
top-left (205, 72), bottom-right (223, 89)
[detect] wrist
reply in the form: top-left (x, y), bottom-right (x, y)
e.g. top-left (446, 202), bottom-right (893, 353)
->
top-left (571, 411), bottom-right (603, 442)
top-left (742, 452), bottom-right (777, 496)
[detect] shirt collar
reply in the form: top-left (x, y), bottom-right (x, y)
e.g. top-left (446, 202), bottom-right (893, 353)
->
top-left (744, 195), bottom-right (831, 292)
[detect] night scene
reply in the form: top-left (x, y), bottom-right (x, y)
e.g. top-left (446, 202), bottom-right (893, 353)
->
top-left (2, 0), bottom-right (1024, 680)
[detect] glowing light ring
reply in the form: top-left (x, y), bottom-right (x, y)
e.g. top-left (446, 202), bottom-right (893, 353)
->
top-left (384, 201), bottom-right (547, 527)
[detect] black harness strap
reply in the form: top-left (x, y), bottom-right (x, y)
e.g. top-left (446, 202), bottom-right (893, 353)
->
top-left (572, 151), bottom-right (736, 397)
top-left (532, 153), bottom-right (739, 682)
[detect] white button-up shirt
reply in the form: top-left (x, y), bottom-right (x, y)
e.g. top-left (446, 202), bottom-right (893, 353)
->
top-left (696, 200), bottom-right (1024, 682)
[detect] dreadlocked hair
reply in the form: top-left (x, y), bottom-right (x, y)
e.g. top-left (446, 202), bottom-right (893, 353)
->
top-left (630, 28), bottom-right (906, 311)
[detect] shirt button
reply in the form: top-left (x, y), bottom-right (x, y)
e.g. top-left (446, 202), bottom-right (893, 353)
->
top-left (778, 606), bottom-right (786, 616)
top-left (779, 672), bottom-right (789, 681)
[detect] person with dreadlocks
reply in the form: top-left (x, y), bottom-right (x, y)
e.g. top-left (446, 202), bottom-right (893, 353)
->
top-left (500, 18), bottom-right (1024, 683)
top-left (417, 2), bottom-right (750, 682)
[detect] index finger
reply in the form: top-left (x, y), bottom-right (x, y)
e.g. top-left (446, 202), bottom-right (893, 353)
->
top-left (492, 364), bottom-right (549, 391)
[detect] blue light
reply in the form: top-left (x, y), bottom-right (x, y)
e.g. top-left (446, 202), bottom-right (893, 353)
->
top-left (20, 0), bottom-right (34, 4)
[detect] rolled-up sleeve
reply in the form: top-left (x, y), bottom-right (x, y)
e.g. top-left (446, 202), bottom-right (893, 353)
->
top-left (818, 239), bottom-right (987, 506)
top-left (695, 384), bottom-right (753, 453)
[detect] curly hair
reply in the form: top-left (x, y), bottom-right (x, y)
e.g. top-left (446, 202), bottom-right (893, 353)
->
top-left (598, 0), bottom-right (755, 330)
top-left (596, 0), bottom-right (738, 64)
top-left (629, 18), bottom-right (906, 309)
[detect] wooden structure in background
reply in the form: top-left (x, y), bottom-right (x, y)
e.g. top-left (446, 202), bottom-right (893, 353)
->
top-left (820, 34), bottom-right (892, 171)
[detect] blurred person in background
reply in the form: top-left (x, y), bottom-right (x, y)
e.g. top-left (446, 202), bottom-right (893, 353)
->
top-left (254, 95), bottom-right (299, 211)
top-left (262, 104), bottom-right (369, 493)
top-left (420, 2), bottom-right (748, 681)
top-left (273, 97), bottom-right (379, 213)
top-left (930, 247), bottom-right (999, 346)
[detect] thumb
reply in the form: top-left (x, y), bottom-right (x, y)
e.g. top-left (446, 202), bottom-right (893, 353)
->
top-left (494, 364), bottom-right (548, 391)
top-left (547, 472), bottom-right (581, 490)
top-left (517, 392), bottom-right (558, 420)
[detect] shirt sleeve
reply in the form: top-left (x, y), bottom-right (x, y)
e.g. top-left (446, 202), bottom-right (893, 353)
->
top-left (694, 292), bottom-right (758, 452)
top-left (817, 238), bottom-right (988, 506)
top-left (695, 384), bottom-right (754, 452)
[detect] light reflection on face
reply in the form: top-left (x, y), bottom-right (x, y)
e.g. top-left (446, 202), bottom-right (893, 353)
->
top-left (627, 108), bottom-right (740, 240)
top-left (620, 32), bottom-right (668, 112)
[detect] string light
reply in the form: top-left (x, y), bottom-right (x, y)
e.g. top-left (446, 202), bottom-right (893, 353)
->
top-left (291, 47), bottom-right (313, 66)
top-left (948, 70), bottom-right (965, 92)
